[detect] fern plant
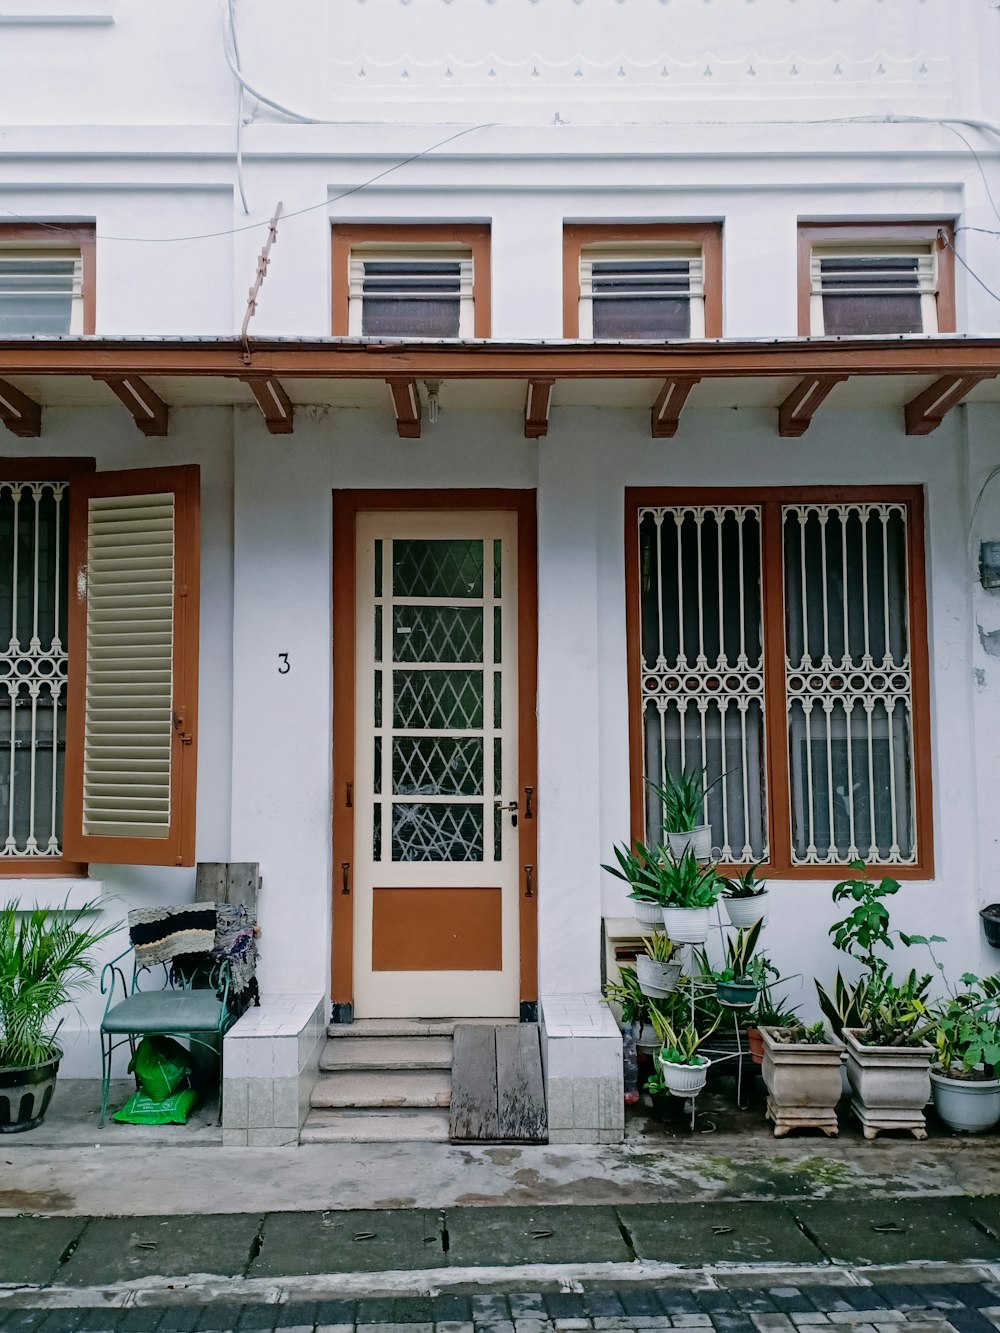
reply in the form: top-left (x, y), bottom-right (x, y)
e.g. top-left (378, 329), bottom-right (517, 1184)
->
top-left (0, 901), bottom-right (114, 1068)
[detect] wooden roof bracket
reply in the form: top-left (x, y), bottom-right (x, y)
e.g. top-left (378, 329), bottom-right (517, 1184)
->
top-left (778, 374), bottom-right (849, 438)
top-left (386, 377), bottom-right (421, 438)
top-left (904, 373), bottom-right (996, 436)
top-left (0, 378), bottom-right (41, 437)
top-left (524, 378), bottom-right (555, 439)
top-left (241, 374), bottom-right (294, 435)
top-left (94, 374), bottom-right (168, 437)
top-left (651, 376), bottom-right (701, 438)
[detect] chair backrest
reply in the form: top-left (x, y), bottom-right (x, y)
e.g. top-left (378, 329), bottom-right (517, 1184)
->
top-left (195, 863), bottom-right (261, 919)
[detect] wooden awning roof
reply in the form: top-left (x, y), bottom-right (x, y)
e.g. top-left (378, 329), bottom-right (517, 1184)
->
top-left (2, 333), bottom-right (999, 439)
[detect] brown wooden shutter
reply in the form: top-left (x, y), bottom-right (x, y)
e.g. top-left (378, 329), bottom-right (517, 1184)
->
top-left (63, 465), bottom-right (200, 867)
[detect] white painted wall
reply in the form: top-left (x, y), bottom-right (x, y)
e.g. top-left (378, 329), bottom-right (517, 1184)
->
top-left (2, 0), bottom-right (1000, 1076)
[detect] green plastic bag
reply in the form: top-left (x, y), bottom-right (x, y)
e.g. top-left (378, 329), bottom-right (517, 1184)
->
top-left (127, 1035), bottom-right (192, 1102)
top-left (113, 1087), bottom-right (198, 1125)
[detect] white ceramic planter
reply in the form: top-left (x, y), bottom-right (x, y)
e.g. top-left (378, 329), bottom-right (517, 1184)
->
top-left (662, 904), bottom-right (711, 944)
top-left (664, 825), bottom-right (713, 861)
top-left (632, 899), bottom-right (664, 929)
top-left (930, 1068), bottom-right (1000, 1134)
top-left (635, 955), bottom-right (682, 999)
top-left (843, 1028), bottom-right (934, 1140)
top-left (723, 892), bottom-right (770, 929)
top-left (632, 1020), bottom-right (660, 1053)
top-left (760, 1026), bottom-right (844, 1137)
top-left (656, 1051), bottom-right (709, 1097)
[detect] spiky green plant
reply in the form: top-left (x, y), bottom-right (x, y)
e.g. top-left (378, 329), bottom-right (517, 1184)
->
top-left (0, 901), bottom-right (115, 1068)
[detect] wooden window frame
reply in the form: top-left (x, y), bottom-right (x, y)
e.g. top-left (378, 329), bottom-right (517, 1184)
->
top-left (0, 223), bottom-right (96, 335)
top-left (625, 485), bottom-right (934, 881)
top-left (331, 224), bottom-right (492, 339)
top-left (0, 457), bottom-right (95, 877)
top-left (797, 222), bottom-right (956, 338)
top-left (563, 223), bottom-right (724, 339)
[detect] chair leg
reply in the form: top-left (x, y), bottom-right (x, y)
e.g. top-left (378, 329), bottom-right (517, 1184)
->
top-left (99, 1031), bottom-right (111, 1129)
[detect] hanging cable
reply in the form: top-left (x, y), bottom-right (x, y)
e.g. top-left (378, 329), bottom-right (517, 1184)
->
top-left (225, 0), bottom-right (252, 213)
top-left (938, 233), bottom-right (1000, 306)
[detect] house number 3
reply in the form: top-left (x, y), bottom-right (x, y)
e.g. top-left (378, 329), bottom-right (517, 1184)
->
top-left (278, 653), bottom-right (291, 675)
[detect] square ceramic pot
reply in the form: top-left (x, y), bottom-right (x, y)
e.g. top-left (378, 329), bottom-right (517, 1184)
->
top-left (843, 1028), bottom-right (934, 1140)
top-left (760, 1026), bottom-right (843, 1138)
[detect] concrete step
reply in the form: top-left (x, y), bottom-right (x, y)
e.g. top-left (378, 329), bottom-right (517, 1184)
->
top-left (310, 1069), bottom-right (452, 1110)
top-left (327, 1017), bottom-right (516, 1039)
top-left (319, 1036), bottom-right (453, 1073)
top-left (299, 1108), bottom-right (451, 1143)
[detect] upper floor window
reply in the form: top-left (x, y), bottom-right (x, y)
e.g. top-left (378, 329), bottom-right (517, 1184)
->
top-left (564, 224), bottom-right (723, 340)
top-left (798, 223), bottom-right (955, 337)
top-left (0, 224), bottom-right (95, 336)
top-left (332, 225), bottom-right (491, 339)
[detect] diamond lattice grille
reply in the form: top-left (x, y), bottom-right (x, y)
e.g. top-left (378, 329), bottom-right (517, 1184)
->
top-left (393, 669), bottom-right (484, 730)
top-left (393, 736), bottom-right (484, 795)
top-left (393, 606), bottom-right (483, 663)
top-left (392, 539), bottom-right (484, 599)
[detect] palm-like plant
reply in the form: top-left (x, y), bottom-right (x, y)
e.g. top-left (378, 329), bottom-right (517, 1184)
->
top-left (0, 901), bottom-right (115, 1067)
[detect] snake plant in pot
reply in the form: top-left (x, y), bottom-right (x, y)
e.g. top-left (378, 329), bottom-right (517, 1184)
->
top-left (660, 848), bottom-right (722, 944)
top-left (635, 931), bottom-right (682, 999)
top-left (0, 899), bottom-right (114, 1132)
top-left (647, 1010), bottom-right (722, 1097)
top-left (602, 838), bottom-right (669, 928)
top-left (648, 769), bottom-right (718, 861)
top-left (716, 919), bottom-right (763, 1009)
top-left (720, 863), bottom-right (771, 928)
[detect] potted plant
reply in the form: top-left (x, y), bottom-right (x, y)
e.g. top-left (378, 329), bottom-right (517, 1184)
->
top-left (649, 769), bottom-right (720, 861)
top-left (720, 863), bottom-right (770, 928)
top-left (648, 1010), bottom-right (721, 1098)
top-left (979, 905), bottom-right (1000, 950)
top-left (716, 920), bottom-right (763, 1009)
top-left (660, 848), bottom-right (722, 944)
top-left (604, 965), bottom-right (660, 1052)
top-left (928, 972), bottom-right (1000, 1134)
top-left (760, 1020), bottom-right (844, 1138)
top-left (747, 961), bottom-right (799, 1064)
top-left (0, 899), bottom-right (114, 1133)
top-left (635, 932), bottom-right (681, 999)
top-left (603, 839), bottom-right (668, 928)
top-left (821, 862), bottom-right (936, 1140)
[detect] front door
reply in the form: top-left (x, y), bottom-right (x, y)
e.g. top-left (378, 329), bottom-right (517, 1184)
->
top-left (344, 506), bottom-right (527, 1018)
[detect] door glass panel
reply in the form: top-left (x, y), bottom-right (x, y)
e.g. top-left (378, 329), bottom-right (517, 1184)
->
top-left (393, 669), bottom-right (484, 730)
top-left (392, 802), bottom-right (484, 861)
top-left (393, 606), bottom-right (483, 663)
top-left (393, 736), bottom-right (484, 795)
top-left (393, 539), bottom-right (484, 598)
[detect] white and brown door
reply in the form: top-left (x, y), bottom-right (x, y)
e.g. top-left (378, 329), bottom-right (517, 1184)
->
top-left (332, 492), bottom-right (537, 1020)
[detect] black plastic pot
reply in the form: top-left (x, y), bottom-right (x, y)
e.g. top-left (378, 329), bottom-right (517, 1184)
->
top-left (0, 1049), bottom-right (61, 1133)
top-left (981, 905), bottom-right (1000, 948)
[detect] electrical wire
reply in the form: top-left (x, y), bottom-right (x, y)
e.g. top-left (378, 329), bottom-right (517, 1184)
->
top-left (226, 0), bottom-right (252, 214)
top-left (968, 464), bottom-right (1000, 571)
top-left (938, 234), bottom-right (1000, 306)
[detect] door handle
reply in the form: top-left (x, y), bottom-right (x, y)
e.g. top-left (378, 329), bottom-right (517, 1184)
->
top-left (494, 798), bottom-right (518, 828)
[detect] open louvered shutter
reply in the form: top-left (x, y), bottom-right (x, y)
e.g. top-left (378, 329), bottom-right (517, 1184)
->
top-left (63, 465), bottom-right (200, 867)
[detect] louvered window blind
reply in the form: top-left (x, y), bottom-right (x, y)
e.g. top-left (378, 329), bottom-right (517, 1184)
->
top-left (580, 249), bottom-right (705, 339)
top-left (0, 250), bottom-right (83, 335)
top-left (810, 248), bottom-right (937, 336)
top-left (348, 250), bottom-right (474, 337)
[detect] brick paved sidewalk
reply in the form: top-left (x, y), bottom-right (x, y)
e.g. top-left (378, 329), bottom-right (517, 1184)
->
top-left (5, 1282), bottom-right (1000, 1333)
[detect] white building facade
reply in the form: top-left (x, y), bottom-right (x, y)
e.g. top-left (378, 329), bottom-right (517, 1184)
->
top-left (3, 0), bottom-right (1000, 1144)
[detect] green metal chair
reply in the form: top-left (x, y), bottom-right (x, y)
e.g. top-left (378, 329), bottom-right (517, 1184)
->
top-left (98, 949), bottom-right (233, 1127)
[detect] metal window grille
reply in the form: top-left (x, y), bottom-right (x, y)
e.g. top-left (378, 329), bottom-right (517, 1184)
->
top-left (0, 251), bottom-right (83, 335)
top-left (810, 247), bottom-right (937, 336)
top-left (581, 249), bottom-right (705, 339)
top-left (348, 250), bottom-right (474, 338)
top-left (637, 505), bottom-right (768, 862)
top-left (0, 481), bottom-right (69, 858)
top-left (783, 502), bottom-right (916, 866)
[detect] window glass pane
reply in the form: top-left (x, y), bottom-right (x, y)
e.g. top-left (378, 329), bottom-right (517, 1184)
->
top-left (393, 669), bottom-right (484, 730)
top-left (392, 606), bottom-right (483, 663)
top-left (783, 502), bottom-right (915, 865)
top-left (593, 296), bottom-right (691, 340)
top-left (392, 736), bottom-right (484, 795)
top-left (822, 293), bottom-right (923, 335)
top-left (392, 802), bottom-right (483, 861)
top-left (637, 504), bottom-right (767, 862)
top-left (361, 260), bottom-right (462, 337)
top-left (818, 256), bottom-right (924, 335)
top-left (0, 259), bottom-right (76, 335)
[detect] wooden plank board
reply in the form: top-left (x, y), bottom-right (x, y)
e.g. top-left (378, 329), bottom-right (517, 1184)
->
top-left (195, 863), bottom-right (261, 917)
top-left (449, 1025), bottom-right (499, 1141)
top-left (496, 1023), bottom-right (547, 1143)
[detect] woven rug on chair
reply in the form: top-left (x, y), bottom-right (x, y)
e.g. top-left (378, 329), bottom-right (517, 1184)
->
top-left (128, 904), bottom-right (218, 968)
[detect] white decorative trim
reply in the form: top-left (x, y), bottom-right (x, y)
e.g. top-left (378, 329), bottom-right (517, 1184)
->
top-left (2, 878), bottom-right (98, 909)
top-left (0, 0), bottom-right (113, 22)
